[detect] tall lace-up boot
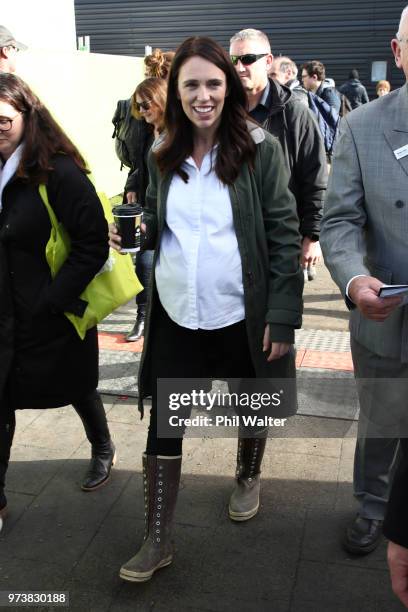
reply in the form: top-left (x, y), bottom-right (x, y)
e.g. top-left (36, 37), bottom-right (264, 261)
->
top-left (120, 454), bottom-right (182, 582)
top-left (229, 436), bottom-right (267, 521)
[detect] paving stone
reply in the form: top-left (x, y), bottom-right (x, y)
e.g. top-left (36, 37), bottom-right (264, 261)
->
top-left (290, 599), bottom-right (404, 612)
top-left (14, 409), bottom-right (43, 433)
top-left (0, 556), bottom-right (66, 591)
top-left (0, 466), bottom-right (132, 572)
top-left (260, 451), bottom-right (340, 508)
top-left (296, 328), bottom-right (350, 352)
top-left (68, 513), bottom-right (144, 593)
top-left (291, 560), bottom-right (400, 610)
top-left (6, 455), bottom-right (68, 497)
top-left (13, 407), bottom-right (87, 454)
top-left (198, 506), bottom-right (305, 601)
top-left (176, 475), bottom-right (230, 527)
top-left (269, 437), bottom-right (343, 458)
top-left (108, 472), bottom-right (144, 519)
top-left (0, 492), bottom-right (35, 538)
top-left (60, 580), bottom-right (115, 612)
top-left (107, 400), bottom-right (142, 425)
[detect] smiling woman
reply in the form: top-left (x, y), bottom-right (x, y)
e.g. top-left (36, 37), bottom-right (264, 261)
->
top-left (115, 36), bottom-right (303, 584)
top-left (176, 56), bottom-right (227, 133)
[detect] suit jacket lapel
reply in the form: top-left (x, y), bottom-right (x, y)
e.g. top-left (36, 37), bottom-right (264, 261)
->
top-left (384, 84), bottom-right (408, 178)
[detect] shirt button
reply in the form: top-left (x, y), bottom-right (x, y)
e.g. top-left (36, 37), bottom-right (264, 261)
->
top-left (395, 200), bottom-right (405, 208)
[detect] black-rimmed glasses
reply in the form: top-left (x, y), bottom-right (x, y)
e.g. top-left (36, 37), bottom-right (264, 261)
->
top-left (135, 101), bottom-right (151, 112)
top-left (0, 113), bottom-right (22, 132)
top-left (230, 53), bottom-right (268, 66)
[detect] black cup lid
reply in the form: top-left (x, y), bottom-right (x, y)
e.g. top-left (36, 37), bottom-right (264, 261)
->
top-left (112, 203), bottom-right (142, 216)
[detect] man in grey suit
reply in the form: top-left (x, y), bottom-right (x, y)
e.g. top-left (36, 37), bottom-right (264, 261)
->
top-left (320, 5), bottom-right (408, 555)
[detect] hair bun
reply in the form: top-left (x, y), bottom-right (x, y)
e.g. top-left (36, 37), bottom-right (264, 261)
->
top-left (144, 48), bottom-right (174, 79)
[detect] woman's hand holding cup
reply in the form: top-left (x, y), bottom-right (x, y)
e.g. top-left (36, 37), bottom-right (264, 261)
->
top-left (108, 223), bottom-right (122, 252)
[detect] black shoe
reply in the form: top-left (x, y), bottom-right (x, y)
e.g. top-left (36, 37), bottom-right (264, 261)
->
top-left (0, 493), bottom-right (7, 522)
top-left (126, 318), bottom-right (145, 342)
top-left (0, 418), bottom-right (15, 529)
top-left (342, 515), bottom-right (383, 555)
top-left (81, 441), bottom-right (116, 492)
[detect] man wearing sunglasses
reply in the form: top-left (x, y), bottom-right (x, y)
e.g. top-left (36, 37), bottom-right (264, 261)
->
top-left (230, 29), bottom-right (327, 282)
top-left (227, 28), bottom-right (326, 525)
top-left (0, 26), bottom-right (27, 74)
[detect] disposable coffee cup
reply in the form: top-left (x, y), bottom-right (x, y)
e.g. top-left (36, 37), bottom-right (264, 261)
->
top-left (112, 203), bottom-right (143, 253)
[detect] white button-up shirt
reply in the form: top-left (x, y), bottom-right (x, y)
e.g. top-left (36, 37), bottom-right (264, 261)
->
top-left (155, 148), bottom-right (245, 330)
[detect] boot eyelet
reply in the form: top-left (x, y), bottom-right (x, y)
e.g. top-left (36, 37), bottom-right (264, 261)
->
top-left (158, 489), bottom-right (163, 493)
top-left (158, 497), bottom-right (162, 501)
top-left (156, 521), bottom-right (160, 525)
top-left (157, 505), bottom-right (162, 509)
top-left (157, 513), bottom-right (160, 517)
top-left (157, 538), bottom-right (161, 542)
top-left (158, 481), bottom-right (163, 485)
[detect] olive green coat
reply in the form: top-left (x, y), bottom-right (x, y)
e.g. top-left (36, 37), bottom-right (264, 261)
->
top-left (138, 124), bottom-right (303, 416)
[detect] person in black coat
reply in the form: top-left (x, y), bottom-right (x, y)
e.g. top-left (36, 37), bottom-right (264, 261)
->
top-left (338, 69), bottom-right (369, 109)
top-left (229, 30), bottom-right (327, 282)
top-left (0, 73), bottom-right (116, 530)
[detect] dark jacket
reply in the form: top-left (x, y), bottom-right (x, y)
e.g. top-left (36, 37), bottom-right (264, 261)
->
top-left (251, 78), bottom-right (327, 238)
top-left (0, 155), bottom-right (109, 412)
top-left (0, 240), bottom-right (14, 419)
top-left (138, 123), bottom-right (304, 416)
top-left (286, 79), bottom-right (309, 107)
top-left (338, 79), bottom-right (369, 109)
top-left (124, 121), bottom-right (153, 206)
top-left (316, 82), bottom-right (342, 114)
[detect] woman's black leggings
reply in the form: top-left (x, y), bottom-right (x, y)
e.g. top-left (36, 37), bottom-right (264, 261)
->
top-left (145, 301), bottom-right (255, 456)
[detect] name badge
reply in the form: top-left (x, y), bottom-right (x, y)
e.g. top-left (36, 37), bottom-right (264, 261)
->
top-left (394, 144), bottom-right (408, 160)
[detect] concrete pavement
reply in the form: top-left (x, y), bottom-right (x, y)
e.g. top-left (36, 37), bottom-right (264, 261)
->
top-left (0, 263), bottom-right (404, 612)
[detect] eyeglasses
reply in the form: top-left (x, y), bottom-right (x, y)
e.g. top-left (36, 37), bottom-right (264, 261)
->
top-left (230, 53), bottom-right (268, 66)
top-left (3, 45), bottom-right (20, 53)
top-left (135, 101), bottom-right (151, 112)
top-left (0, 113), bottom-right (22, 132)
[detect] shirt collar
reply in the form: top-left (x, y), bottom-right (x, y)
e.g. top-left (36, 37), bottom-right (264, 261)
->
top-left (0, 142), bottom-right (24, 212)
top-left (258, 80), bottom-right (271, 107)
top-left (185, 144), bottom-right (218, 169)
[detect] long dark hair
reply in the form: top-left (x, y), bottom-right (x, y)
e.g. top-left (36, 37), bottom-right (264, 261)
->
top-left (0, 73), bottom-right (88, 184)
top-left (156, 36), bottom-right (256, 185)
